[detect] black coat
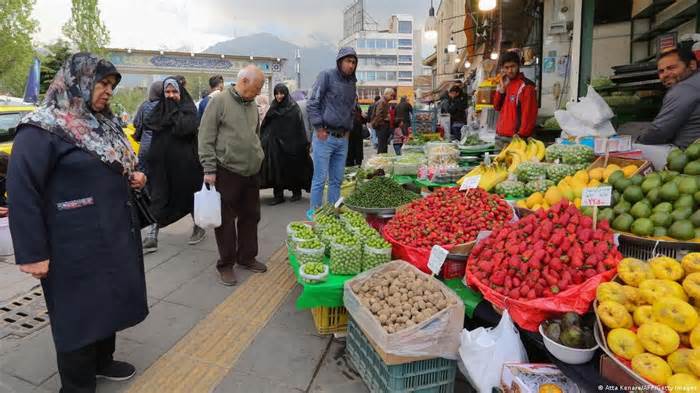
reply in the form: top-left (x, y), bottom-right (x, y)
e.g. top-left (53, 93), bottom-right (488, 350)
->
top-left (259, 100), bottom-right (313, 191)
top-left (145, 88), bottom-right (203, 227)
top-left (7, 126), bottom-right (148, 352)
top-left (395, 100), bottom-right (413, 125)
top-left (347, 105), bottom-right (366, 167)
top-left (442, 96), bottom-right (468, 124)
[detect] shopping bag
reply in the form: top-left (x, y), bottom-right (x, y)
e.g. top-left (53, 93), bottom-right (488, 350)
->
top-left (193, 183), bottom-right (221, 229)
top-left (458, 310), bottom-right (528, 392)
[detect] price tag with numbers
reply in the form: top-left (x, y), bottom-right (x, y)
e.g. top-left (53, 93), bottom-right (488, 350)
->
top-left (582, 186), bottom-right (612, 207)
top-left (459, 175), bottom-right (481, 191)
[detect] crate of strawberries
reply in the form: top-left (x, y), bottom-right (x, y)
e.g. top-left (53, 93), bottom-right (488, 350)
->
top-left (466, 200), bottom-right (623, 331)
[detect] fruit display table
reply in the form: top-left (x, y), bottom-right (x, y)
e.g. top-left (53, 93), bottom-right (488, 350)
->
top-left (288, 252), bottom-right (353, 309)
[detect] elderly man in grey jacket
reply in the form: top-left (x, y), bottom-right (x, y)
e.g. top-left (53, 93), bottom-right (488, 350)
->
top-left (638, 47), bottom-right (700, 149)
top-left (307, 47), bottom-right (358, 210)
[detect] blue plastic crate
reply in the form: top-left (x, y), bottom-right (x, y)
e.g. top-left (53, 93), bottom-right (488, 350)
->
top-left (346, 319), bottom-right (456, 393)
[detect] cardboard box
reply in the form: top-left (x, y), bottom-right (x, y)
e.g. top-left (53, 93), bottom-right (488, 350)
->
top-left (500, 363), bottom-right (580, 393)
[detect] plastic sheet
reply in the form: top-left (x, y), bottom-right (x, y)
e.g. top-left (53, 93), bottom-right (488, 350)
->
top-left (343, 261), bottom-right (465, 360)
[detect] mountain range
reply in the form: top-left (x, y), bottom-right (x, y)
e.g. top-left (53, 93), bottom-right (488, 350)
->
top-left (204, 33), bottom-right (338, 89)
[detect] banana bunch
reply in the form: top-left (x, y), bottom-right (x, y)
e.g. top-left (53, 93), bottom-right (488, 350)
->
top-left (494, 136), bottom-right (546, 169)
top-left (457, 163), bottom-right (509, 191)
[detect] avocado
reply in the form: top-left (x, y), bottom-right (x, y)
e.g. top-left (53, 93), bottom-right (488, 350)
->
top-left (641, 177), bottom-right (662, 195)
top-left (684, 160), bottom-right (700, 176)
top-left (650, 212), bottom-right (673, 228)
top-left (660, 170), bottom-right (680, 183)
top-left (668, 148), bottom-right (684, 162)
top-left (668, 152), bottom-right (689, 172)
top-left (671, 207), bottom-right (693, 221)
top-left (623, 185), bottom-right (644, 203)
top-left (630, 201), bottom-right (652, 219)
top-left (686, 143), bottom-right (700, 160)
top-left (612, 190), bottom-right (621, 205)
top-left (691, 210), bottom-right (700, 227)
top-left (673, 175), bottom-right (685, 186)
top-left (629, 174), bottom-right (643, 186)
top-left (660, 182), bottom-right (681, 202)
top-left (675, 194), bottom-right (696, 210)
top-left (631, 218), bottom-right (654, 237)
top-left (669, 220), bottom-right (695, 241)
top-left (647, 188), bottom-right (661, 205)
top-left (679, 176), bottom-right (699, 195)
top-left (614, 178), bottom-right (632, 193)
top-left (613, 200), bottom-right (632, 215)
top-left (612, 213), bottom-right (634, 232)
top-left (654, 227), bottom-right (668, 237)
top-left (654, 202), bottom-right (674, 214)
top-left (607, 170), bottom-right (625, 185)
top-left (598, 208), bottom-right (615, 223)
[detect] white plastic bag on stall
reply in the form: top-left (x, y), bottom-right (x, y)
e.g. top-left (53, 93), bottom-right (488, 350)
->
top-left (458, 310), bottom-right (528, 392)
top-left (194, 183), bottom-right (221, 229)
top-left (554, 85), bottom-right (616, 138)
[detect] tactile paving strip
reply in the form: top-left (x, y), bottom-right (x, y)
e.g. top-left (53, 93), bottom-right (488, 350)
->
top-left (0, 287), bottom-right (49, 339)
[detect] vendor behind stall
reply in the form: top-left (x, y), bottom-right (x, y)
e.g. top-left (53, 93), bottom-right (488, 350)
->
top-left (493, 51), bottom-right (538, 148)
top-left (441, 85), bottom-right (468, 141)
top-left (637, 47), bottom-right (700, 149)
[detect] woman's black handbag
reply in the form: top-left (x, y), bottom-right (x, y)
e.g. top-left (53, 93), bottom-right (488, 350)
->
top-left (132, 189), bottom-right (157, 229)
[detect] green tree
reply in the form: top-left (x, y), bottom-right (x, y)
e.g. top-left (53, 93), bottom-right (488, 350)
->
top-left (0, 0), bottom-right (38, 96)
top-left (39, 39), bottom-right (72, 94)
top-left (62, 0), bottom-right (110, 54)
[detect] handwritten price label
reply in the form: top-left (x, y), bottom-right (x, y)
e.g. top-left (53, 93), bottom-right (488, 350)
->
top-left (582, 186), bottom-right (612, 207)
top-left (428, 245), bottom-right (450, 276)
top-left (459, 175), bottom-right (481, 191)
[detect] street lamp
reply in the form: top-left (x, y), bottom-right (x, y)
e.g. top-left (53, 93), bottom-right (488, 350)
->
top-left (464, 60), bottom-right (471, 68)
top-left (454, 57), bottom-right (461, 63)
top-left (447, 37), bottom-right (457, 53)
top-left (423, 0), bottom-right (437, 40)
top-left (479, 0), bottom-right (497, 11)
top-left (490, 51), bottom-right (499, 60)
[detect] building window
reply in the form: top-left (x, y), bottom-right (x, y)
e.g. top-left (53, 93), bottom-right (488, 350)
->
top-left (398, 55), bottom-right (412, 64)
top-left (357, 39), bottom-right (366, 48)
top-left (367, 71), bottom-right (376, 81)
top-left (399, 71), bottom-right (413, 78)
top-left (398, 21), bottom-right (412, 34)
top-left (386, 71), bottom-right (396, 81)
top-left (398, 39), bottom-right (412, 49)
top-left (387, 39), bottom-right (396, 49)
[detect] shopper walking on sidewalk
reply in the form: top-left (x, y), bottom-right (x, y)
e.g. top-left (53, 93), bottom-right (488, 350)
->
top-left (371, 88), bottom-right (395, 154)
top-left (7, 53), bottom-right (148, 393)
top-left (143, 77), bottom-right (206, 253)
top-left (199, 65), bottom-right (267, 286)
top-left (260, 83), bottom-right (313, 205)
top-left (133, 80), bottom-right (162, 174)
top-left (307, 47), bottom-right (358, 210)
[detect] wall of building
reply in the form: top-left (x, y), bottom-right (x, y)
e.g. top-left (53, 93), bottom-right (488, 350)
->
top-left (592, 22), bottom-right (632, 78)
top-left (435, 0), bottom-right (467, 87)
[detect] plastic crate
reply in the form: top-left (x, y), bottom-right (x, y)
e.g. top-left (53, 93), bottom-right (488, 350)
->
top-left (346, 319), bottom-right (456, 393)
top-left (616, 236), bottom-right (693, 260)
top-left (310, 306), bottom-right (348, 335)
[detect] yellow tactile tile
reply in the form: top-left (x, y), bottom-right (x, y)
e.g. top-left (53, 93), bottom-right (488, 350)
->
top-left (126, 246), bottom-right (295, 393)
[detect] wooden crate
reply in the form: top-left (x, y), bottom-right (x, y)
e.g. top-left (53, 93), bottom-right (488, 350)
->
top-left (587, 156), bottom-right (653, 176)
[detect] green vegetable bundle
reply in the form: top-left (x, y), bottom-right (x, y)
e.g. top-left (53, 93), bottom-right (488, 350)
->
top-left (345, 176), bottom-right (420, 209)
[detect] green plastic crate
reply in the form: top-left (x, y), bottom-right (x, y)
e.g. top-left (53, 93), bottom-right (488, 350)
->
top-left (346, 319), bottom-right (456, 393)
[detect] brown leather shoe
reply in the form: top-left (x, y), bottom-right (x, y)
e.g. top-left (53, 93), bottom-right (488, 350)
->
top-left (218, 267), bottom-right (238, 286)
top-left (239, 260), bottom-right (267, 273)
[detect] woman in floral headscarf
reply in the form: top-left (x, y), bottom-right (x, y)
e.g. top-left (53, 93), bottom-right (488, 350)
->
top-left (8, 53), bottom-right (148, 392)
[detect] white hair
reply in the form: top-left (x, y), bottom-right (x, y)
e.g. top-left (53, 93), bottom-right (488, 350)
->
top-left (384, 88), bottom-right (395, 96)
top-left (237, 66), bottom-right (264, 84)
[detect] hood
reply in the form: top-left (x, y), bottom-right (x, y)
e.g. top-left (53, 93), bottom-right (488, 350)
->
top-left (336, 47), bottom-right (357, 80)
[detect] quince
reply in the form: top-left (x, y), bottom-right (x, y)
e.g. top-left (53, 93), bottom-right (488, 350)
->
top-left (596, 282), bottom-right (627, 304)
top-left (637, 322), bottom-right (680, 356)
top-left (589, 167), bottom-right (604, 181)
top-left (684, 273), bottom-right (700, 299)
top-left (683, 253), bottom-right (700, 275)
top-left (652, 297), bottom-right (698, 333)
top-left (667, 373), bottom-right (700, 393)
top-left (640, 279), bottom-right (688, 303)
top-left (607, 328), bottom-right (645, 360)
top-left (690, 325), bottom-right (700, 349)
top-left (650, 256), bottom-right (685, 281)
top-left (669, 348), bottom-right (695, 374)
top-left (597, 301), bottom-right (633, 329)
top-left (622, 285), bottom-right (646, 310)
top-left (631, 353), bottom-right (673, 385)
top-left (687, 350), bottom-right (700, 377)
top-left (618, 258), bottom-right (654, 287)
top-left (634, 305), bottom-right (654, 326)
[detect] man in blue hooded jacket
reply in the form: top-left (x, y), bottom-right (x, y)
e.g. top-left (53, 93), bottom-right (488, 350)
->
top-left (307, 47), bottom-right (358, 209)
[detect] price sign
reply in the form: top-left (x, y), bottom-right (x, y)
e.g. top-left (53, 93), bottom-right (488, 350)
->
top-left (459, 175), bottom-right (481, 191)
top-left (334, 197), bottom-right (345, 209)
top-left (582, 186), bottom-right (612, 207)
top-left (428, 245), bottom-right (450, 276)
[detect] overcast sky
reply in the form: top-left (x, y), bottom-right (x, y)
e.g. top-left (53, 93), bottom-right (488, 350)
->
top-left (33, 0), bottom-right (436, 52)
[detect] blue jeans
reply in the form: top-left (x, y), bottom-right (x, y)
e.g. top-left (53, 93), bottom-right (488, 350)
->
top-left (310, 132), bottom-right (349, 210)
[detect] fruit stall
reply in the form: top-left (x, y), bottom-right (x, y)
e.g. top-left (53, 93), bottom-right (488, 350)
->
top-left (286, 137), bottom-right (700, 392)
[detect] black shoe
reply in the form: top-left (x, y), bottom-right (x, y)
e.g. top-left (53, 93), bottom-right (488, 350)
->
top-left (96, 360), bottom-right (136, 381)
top-left (290, 194), bottom-right (302, 202)
top-left (239, 260), bottom-right (268, 273)
top-left (268, 197), bottom-right (285, 206)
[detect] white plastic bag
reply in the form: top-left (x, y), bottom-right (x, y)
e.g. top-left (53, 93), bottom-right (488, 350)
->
top-left (458, 310), bottom-right (528, 392)
top-left (194, 183), bottom-right (221, 229)
top-left (555, 85), bottom-right (616, 138)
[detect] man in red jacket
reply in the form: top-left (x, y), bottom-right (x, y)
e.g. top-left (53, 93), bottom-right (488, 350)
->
top-left (493, 51), bottom-right (538, 147)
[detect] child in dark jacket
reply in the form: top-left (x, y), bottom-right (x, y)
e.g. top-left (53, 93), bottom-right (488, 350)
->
top-left (392, 120), bottom-right (408, 156)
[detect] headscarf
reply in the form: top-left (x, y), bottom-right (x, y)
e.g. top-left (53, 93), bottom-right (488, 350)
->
top-left (145, 77), bottom-right (197, 132)
top-left (267, 84), bottom-right (295, 117)
top-left (163, 78), bottom-right (180, 94)
top-left (148, 80), bottom-right (163, 102)
top-left (19, 52), bottom-right (137, 175)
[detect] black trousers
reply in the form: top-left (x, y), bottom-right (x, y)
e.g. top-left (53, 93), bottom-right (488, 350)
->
top-left (57, 334), bottom-right (115, 393)
top-left (376, 126), bottom-right (391, 154)
top-left (273, 187), bottom-right (301, 199)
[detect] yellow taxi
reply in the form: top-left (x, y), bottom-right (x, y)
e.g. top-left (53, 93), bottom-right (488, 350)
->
top-left (0, 105), bottom-right (140, 155)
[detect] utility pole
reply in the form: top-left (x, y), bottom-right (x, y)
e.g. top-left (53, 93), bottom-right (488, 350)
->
top-left (296, 48), bottom-right (302, 90)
